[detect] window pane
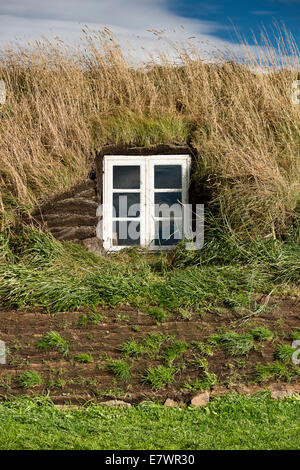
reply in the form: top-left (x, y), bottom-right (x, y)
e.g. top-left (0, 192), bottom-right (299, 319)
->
top-left (154, 165), bottom-right (182, 189)
top-left (113, 193), bottom-right (140, 218)
top-left (154, 220), bottom-right (182, 246)
top-left (113, 221), bottom-right (140, 246)
top-left (113, 166), bottom-right (140, 189)
top-left (154, 192), bottom-right (182, 217)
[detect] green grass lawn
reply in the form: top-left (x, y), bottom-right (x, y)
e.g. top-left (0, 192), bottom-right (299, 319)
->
top-left (0, 394), bottom-right (299, 450)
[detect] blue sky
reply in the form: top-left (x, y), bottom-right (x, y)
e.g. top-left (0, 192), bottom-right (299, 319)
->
top-left (168, 0), bottom-right (300, 44)
top-left (0, 0), bottom-right (299, 55)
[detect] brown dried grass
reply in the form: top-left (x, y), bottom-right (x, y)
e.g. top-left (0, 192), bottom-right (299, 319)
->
top-left (0, 28), bottom-right (299, 236)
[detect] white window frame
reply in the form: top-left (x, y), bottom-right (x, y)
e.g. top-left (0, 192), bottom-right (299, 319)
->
top-left (102, 154), bottom-right (191, 251)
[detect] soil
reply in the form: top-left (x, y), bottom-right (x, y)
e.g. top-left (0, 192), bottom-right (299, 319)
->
top-left (0, 295), bottom-right (299, 405)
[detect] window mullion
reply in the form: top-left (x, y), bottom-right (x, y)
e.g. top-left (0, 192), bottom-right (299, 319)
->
top-left (144, 157), bottom-right (150, 248)
top-left (147, 157), bottom-right (155, 249)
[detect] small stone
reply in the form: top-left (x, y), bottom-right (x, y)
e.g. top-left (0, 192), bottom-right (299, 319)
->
top-left (270, 389), bottom-right (295, 400)
top-left (100, 400), bottom-right (131, 408)
top-left (164, 398), bottom-right (178, 407)
top-left (191, 391), bottom-right (210, 407)
top-left (210, 385), bottom-right (228, 396)
top-left (55, 404), bottom-right (79, 410)
top-left (235, 384), bottom-right (252, 395)
top-left (81, 237), bottom-right (103, 255)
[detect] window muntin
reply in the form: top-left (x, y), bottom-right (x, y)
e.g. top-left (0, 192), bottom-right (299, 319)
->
top-left (103, 155), bottom-right (190, 251)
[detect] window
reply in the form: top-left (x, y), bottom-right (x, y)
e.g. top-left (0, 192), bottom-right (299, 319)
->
top-left (102, 155), bottom-right (191, 251)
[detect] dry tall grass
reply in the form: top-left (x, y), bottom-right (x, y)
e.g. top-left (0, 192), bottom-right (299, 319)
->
top-left (0, 29), bottom-right (300, 237)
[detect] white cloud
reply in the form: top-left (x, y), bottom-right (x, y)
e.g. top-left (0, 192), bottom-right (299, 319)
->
top-left (0, 0), bottom-right (233, 60)
top-left (0, 0), bottom-right (223, 31)
top-left (0, 0), bottom-right (293, 67)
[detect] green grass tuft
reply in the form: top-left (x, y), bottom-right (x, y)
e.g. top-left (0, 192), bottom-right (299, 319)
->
top-left (99, 112), bottom-right (190, 148)
top-left (290, 329), bottom-right (300, 341)
top-left (183, 371), bottom-right (218, 391)
top-left (274, 344), bottom-right (297, 364)
top-left (255, 361), bottom-right (290, 383)
top-left (16, 371), bottom-right (43, 389)
top-left (120, 339), bottom-right (145, 357)
top-left (210, 332), bottom-right (254, 356)
top-left (106, 359), bottom-right (132, 382)
top-left (164, 340), bottom-right (188, 365)
top-left (36, 331), bottom-right (69, 356)
top-left (193, 341), bottom-right (213, 356)
top-left (120, 333), bottom-right (172, 359)
top-left (250, 327), bottom-right (273, 341)
top-left (74, 353), bottom-right (93, 364)
top-left (146, 307), bottom-right (168, 323)
top-left (143, 366), bottom-right (176, 389)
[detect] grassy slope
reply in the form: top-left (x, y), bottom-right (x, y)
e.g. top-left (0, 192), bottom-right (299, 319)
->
top-left (0, 227), bottom-right (299, 312)
top-left (0, 28), bottom-right (299, 235)
top-left (0, 394), bottom-right (299, 450)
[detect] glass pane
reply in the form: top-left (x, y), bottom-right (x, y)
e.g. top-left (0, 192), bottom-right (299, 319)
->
top-left (154, 192), bottom-right (182, 217)
top-left (113, 166), bottom-right (140, 189)
top-left (154, 220), bottom-right (182, 246)
top-left (113, 221), bottom-right (140, 246)
top-left (113, 193), bottom-right (140, 218)
top-left (154, 165), bottom-right (182, 189)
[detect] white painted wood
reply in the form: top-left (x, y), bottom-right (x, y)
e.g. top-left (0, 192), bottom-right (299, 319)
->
top-left (102, 155), bottom-right (191, 251)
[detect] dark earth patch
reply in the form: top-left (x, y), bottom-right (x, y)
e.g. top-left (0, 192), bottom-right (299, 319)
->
top-left (0, 295), bottom-right (299, 404)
